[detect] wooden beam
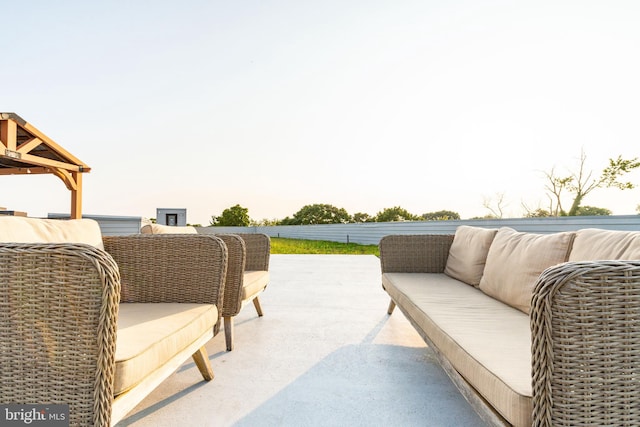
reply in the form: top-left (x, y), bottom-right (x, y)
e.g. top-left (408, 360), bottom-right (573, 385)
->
top-left (71, 171), bottom-right (82, 219)
top-left (20, 121), bottom-right (89, 171)
top-left (50, 168), bottom-right (77, 191)
top-left (17, 137), bottom-right (44, 154)
top-left (0, 119), bottom-right (17, 150)
top-left (15, 152), bottom-right (83, 172)
top-left (0, 166), bottom-right (50, 176)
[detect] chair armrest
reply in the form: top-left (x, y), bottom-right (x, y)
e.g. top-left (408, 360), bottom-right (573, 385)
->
top-left (0, 243), bottom-right (120, 426)
top-left (103, 235), bottom-right (227, 310)
top-left (379, 234), bottom-right (454, 273)
top-left (531, 260), bottom-right (640, 426)
top-left (214, 234), bottom-right (246, 317)
top-left (235, 233), bottom-right (270, 271)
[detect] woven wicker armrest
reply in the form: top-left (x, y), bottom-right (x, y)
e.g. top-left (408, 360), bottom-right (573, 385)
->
top-left (379, 234), bottom-right (454, 273)
top-left (0, 243), bottom-right (120, 426)
top-left (103, 234), bottom-right (227, 309)
top-left (531, 260), bottom-right (640, 427)
top-left (214, 234), bottom-right (246, 317)
top-left (235, 233), bottom-right (271, 271)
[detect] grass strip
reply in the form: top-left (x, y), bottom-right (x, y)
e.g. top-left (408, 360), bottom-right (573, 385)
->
top-left (270, 237), bottom-right (379, 255)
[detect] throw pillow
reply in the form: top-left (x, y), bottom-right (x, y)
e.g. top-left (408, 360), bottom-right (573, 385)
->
top-left (569, 228), bottom-right (640, 261)
top-left (444, 225), bottom-right (498, 286)
top-left (479, 227), bottom-right (575, 314)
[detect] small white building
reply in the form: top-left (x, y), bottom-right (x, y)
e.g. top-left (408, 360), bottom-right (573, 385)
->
top-left (156, 208), bottom-right (188, 226)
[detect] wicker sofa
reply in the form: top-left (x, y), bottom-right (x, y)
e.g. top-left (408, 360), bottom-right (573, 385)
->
top-left (380, 226), bottom-right (640, 427)
top-left (140, 223), bottom-right (270, 351)
top-left (0, 217), bottom-right (228, 426)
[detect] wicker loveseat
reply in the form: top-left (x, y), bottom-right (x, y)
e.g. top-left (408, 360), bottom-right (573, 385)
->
top-left (140, 223), bottom-right (270, 351)
top-left (0, 217), bottom-right (228, 426)
top-left (380, 226), bottom-right (640, 427)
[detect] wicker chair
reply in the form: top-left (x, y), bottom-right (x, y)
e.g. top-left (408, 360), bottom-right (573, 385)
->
top-left (0, 233), bottom-right (228, 426)
top-left (196, 231), bottom-right (271, 351)
top-left (141, 224), bottom-right (271, 351)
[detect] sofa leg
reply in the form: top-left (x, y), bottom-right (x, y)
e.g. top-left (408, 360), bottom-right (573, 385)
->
top-left (192, 346), bottom-right (214, 381)
top-left (224, 316), bottom-right (234, 351)
top-left (387, 300), bottom-right (396, 315)
top-left (253, 297), bottom-right (264, 317)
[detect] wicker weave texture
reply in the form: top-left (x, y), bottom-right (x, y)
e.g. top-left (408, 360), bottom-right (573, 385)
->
top-left (214, 234), bottom-right (246, 316)
top-left (379, 234), bottom-right (454, 273)
top-left (234, 233), bottom-right (270, 271)
top-left (531, 260), bottom-right (640, 426)
top-left (195, 231), bottom-right (270, 272)
top-left (0, 243), bottom-right (120, 427)
top-left (103, 235), bottom-right (227, 307)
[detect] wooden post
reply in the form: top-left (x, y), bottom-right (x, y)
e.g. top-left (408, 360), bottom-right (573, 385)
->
top-left (0, 119), bottom-right (17, 150)
top-left (71, 171), bottom-right (82, 219)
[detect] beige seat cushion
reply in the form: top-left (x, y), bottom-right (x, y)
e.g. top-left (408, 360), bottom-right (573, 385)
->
top-left (569, 228), bottom-right (640, 261)
top-left (444, 226), bottom-right (498, 286)
top-left (140, 223), bottom-right (197, 234)
top-left (114, 303), bottom-right (217, 395)
top-left (383, 272), bottom-right (532, 427)
top-left (243, 271), bottom-right (270, 301)
top-left (0, 216), bottom-right (104, 249)
top-left (479, 227), bottom-right (575, 314)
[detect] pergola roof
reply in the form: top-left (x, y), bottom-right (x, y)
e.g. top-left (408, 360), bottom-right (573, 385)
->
top-left (0, 112), bottom-right (91, 218)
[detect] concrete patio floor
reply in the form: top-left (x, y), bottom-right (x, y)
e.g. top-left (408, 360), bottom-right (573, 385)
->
top-left (116, 254), bottom-right (486, 427)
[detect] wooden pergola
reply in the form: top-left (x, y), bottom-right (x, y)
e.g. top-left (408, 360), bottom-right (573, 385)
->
top-left (0, 113), bottom-right (91, 219)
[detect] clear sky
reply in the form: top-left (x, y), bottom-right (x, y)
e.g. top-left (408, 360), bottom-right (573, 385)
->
top-left (3, 1), bottom-right (640, 225)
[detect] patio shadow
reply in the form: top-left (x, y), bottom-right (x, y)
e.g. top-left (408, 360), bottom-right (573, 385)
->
top-left (233, 343), bottom-right (485, 427)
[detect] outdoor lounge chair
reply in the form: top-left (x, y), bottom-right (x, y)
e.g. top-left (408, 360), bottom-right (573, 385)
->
top-left (141, 224), bottom-right (271, 351)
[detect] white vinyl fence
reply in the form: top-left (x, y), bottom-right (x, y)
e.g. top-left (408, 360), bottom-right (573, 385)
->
top-left (199, 215), bottom-right (640, 245)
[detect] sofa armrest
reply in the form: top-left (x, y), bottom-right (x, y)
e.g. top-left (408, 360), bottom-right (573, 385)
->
top-left (0, 243), bottom-right (120, 426)
top-left (531, 260), bottom-right (640, 426)
top-left (103, 235), bottom-right (227, 311)
top-left (379, 234), bottom-right (454, 273)
top-left (235, 233), bottom-right (270, 271)
top-left (214, 234), bottom-right (247, 317)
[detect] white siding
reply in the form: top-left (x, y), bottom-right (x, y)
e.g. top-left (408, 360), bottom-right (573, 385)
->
top-left (202, 215), bottom-right (640, 245)
top-left (48, 213), bottom-right (142, 236)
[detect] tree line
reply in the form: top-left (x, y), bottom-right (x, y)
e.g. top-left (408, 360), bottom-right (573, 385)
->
top-left (209, 204), bottom-right (461, 226)
top-left (208, 151), bottom-right (640, 226)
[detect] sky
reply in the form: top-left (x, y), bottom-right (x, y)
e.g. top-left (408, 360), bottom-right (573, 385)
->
top-left (2, 0), bottom-right (640, 225)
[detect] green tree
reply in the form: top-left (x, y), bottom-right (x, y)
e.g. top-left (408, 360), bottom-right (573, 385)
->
top-left (210, 204), bottom-right (250, 226)
top-left (544, 150), bottom-right (640, 216)
top-left (352, 212), bottom-right (374, 223)
top-left (421, 210), bottom-right (460, 221)
top-left (291, 204), bottom-right (351, 225)
top-left (253, 218), bottom-right (280, 226)
top-left (574, 205), bottom-right (611, 216)
top-left (278, 216), bottom-right (296, 225)
top-left (523, 208), bottom-right (552, 218)
top-left (375, 206), bottom-right (417, 222)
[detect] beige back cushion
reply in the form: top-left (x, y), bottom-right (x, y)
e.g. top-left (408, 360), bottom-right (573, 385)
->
top-left (569, 228), bottom-right (640, 261)
top-left (444, 226), bottom-right (498, 286)
top-left (0, 216), bottom-right (104, 250)
top-left (140, 223), bottom-right (197, 234)
top-left (479, 227), bottom-right (575, 314)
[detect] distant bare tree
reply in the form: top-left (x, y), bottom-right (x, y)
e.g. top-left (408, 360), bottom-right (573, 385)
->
top-left (482, 192), bottom-right (507, 219)
top-left (544, 150), bottom-right (639, 216)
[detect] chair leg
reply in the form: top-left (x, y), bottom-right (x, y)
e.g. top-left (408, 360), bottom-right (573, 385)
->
top-left (387, 299), bottom-right (396, 315)
top-left (224, 316), bottom-right (234, 351)
top-left (253, 296), bottom-right (264, 317)
top-left (192, 346), bottom-right (214, 381)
